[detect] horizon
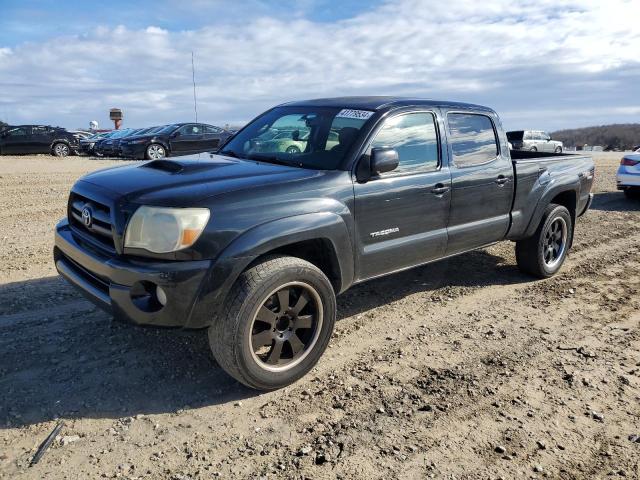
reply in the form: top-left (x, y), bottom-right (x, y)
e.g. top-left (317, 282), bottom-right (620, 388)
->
top-left (0, 0), bottom-right (639, 132)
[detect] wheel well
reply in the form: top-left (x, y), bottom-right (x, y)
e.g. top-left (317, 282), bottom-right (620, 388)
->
top-left (550, 190), bottom-right (577, 219)
top-left (254, 239), bottom-right (342, 292)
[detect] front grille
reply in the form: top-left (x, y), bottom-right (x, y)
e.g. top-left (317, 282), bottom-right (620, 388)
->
top-left (69, 192), bottom-right (115, 251)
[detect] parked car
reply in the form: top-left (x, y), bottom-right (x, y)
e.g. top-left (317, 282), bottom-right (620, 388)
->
top-left (119, 123), bottom-right (231, 159)
top-left (94, 128), bottom-right (144, 157)
top-left (54, 97), bottom-right (594, 390)
top-left (251, 128), bottom-right (340, 154)
top-left (507, 130), bottom-right (564, 153)
top-left (0, 125), bottom-right (79, 157)
top-left (79, 132), bottom-right (111, 156)
top-left (107, 125), bottom-right (167, 157)
top-left (617, 153), bottom-right (640, 198)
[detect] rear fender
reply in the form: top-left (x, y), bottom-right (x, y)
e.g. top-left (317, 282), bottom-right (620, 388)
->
top-left (522, 183), bottom-right (579, 239)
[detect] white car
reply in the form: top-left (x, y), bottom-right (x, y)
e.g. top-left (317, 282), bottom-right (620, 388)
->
top-left (617, 154), bottom-right (640, 198)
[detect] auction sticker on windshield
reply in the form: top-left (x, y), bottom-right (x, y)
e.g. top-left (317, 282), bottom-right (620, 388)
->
top-left (336, 109), bottom-right (375, 120)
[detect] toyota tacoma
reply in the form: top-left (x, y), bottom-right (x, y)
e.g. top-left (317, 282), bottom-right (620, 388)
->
top-left (54, 97), bottom-right (595, 390)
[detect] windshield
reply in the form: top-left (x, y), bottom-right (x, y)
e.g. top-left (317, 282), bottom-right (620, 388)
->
top-left (219, 106), bottom-right (374, 170)
top-left (156, 124), bottom-right (179, 135)
top-left (109, 129), bottom-right (134, 139)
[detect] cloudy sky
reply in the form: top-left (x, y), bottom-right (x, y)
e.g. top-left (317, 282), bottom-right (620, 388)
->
top-left (0, 0), bottom-right (638, 131)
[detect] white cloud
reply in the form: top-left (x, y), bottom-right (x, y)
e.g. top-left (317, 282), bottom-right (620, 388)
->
top-left (0, 0), bottom-right (638, 130)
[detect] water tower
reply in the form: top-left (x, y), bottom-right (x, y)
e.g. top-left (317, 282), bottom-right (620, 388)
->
top-left (109, 108), bottom-right (123, 130)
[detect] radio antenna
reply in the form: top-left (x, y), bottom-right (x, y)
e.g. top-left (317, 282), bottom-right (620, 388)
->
top-left (191, 51), bottom-right (198, 123)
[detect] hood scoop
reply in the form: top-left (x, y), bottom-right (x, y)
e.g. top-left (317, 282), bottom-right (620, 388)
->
top-left (141, 159), bottom-right (185, 173)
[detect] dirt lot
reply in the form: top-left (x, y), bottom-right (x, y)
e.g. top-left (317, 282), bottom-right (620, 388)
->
top-left (1, 153), bottom-right (639, 479)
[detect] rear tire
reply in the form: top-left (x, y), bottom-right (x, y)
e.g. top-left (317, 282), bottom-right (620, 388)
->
top-left (530, 146), bottom-right (538, 152)
top-left (209, 255), bottom-right (337, 390)
top-left (52, 142), bottom-right (70, 157)
top-left (516, 204), bottom-right (573, 278)
top-left (555, 146), bottom-right (562, 153)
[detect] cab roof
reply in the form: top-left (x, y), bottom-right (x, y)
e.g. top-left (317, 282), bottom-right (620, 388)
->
top-left (280, 96), bottom-right (493, 112)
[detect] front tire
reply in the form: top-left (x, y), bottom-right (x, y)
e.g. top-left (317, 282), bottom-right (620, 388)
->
top-left (209, 255), bottom-right (337, 390)
top-left (530, 146), bottom-right (538, 152)
top-left (515, 204), bottom-right (573, 278)
top-left (146, 144), bottom-right (166, 160)
top-left (52, 142), bottom-right (70, 157)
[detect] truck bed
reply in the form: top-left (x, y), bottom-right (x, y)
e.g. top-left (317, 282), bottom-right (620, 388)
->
top-left (507, 150), bottom-right (594, 240)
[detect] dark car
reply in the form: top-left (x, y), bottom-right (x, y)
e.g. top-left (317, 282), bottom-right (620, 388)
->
top-left (108, 126), bottom-right (166, 157)
top-left (0, 125), bottom-right (80, 157)
top-left (119, 123), bottom-right (231, 159)
top-left (55, 97), bottom-right (594, 390)
top-left (94, 128), bottom-right (143, 157)
top-left (79, 132), bottom-right (111, 156)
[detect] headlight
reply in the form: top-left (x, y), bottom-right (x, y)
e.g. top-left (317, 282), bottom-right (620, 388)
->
top-left (124, 206), bottom-right (210, 253)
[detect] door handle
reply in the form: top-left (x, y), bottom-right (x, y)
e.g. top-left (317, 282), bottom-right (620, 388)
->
top-left (431, 184), bottom-right (450, 195)
top-left (495, 175), bottom-right (509, 185)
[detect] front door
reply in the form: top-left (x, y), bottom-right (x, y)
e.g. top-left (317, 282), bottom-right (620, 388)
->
top-left (0, 127), bottom-right (31, 154)
top-left (354, 111), bottom-right (451, 280)
top-left (443, 110), bottom-right (514, 254)
top-left (170, 124), bottom-right (203, 154)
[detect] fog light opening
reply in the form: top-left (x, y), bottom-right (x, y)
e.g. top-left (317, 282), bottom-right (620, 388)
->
top-left (130, 280), bottom-right (165, 313)
top-left (156, 285), bottom-right (167, 306)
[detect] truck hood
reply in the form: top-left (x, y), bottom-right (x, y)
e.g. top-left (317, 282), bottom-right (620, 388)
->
top-left (77, 154), bottom-right (324, 205)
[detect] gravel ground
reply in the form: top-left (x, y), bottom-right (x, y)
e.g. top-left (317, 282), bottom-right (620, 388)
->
top-left (0, 153), bottom-right (639, 479)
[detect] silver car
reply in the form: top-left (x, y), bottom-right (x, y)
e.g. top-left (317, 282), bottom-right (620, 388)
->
top-left (507, 130), bottom-right (564, 153)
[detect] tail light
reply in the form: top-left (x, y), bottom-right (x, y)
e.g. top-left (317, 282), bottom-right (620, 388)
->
top-left (621, 157), bottom-right (639, 166)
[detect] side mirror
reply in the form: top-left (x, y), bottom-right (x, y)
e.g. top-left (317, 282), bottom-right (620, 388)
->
top-left (291, 130), bottom-right (300, 141)
top-left (172, 131), bottom-right (181, 138)
top-left (371, 148), bottom-right (399, 175)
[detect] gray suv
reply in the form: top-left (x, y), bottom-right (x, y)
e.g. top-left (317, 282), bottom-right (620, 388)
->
top-left (507, 130), bottom-right (563, 153)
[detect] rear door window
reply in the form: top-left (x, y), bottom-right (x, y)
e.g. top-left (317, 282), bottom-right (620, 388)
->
top-left (447, 113), bottom-right (499, 167)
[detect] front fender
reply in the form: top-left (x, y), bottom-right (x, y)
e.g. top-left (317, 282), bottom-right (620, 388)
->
top-left (185, 212), bottom-right (354, 328)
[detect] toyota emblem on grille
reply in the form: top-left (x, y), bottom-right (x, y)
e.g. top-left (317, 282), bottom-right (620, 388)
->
top-left (81, 206), bottom-right (93, 228)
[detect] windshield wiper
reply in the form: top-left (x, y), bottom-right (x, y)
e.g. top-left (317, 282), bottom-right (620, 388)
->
top-left (246, 154), bottom-right (302, 168)
top-left (218, 149), bottom-right (241, 158)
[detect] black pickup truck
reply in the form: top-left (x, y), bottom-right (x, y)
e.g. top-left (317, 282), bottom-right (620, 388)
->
top-left (54, 97), bottom-right (594, 390)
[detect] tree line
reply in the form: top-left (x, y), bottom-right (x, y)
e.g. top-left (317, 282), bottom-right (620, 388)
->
top-left (551, 123), bottom-right (640, 150)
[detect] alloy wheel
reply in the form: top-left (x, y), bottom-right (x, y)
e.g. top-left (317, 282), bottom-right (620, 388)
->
top-left (54, 144), bottom-right (69, 156)
top-left (542, 217), bottom-right (567, 268)
top-left (147, 145), bottom-right (166, 159)
top-left (249, 281), bottom-right (323, 372)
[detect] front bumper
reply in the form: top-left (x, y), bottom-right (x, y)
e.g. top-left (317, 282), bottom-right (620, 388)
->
top-left (54, 219), bottom-right (212, 328)
top-left (120, 143), bottom-right (147, 159)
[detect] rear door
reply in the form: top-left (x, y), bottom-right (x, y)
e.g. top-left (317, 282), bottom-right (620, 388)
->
top-left (354, 110), bottom-right (451, 280)
top-left (443, 110), bottom-right (514, 254)
top-left (30, 126), bottom-right (53, 153)
top-left (201, 124), bottom-right (224, 151)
